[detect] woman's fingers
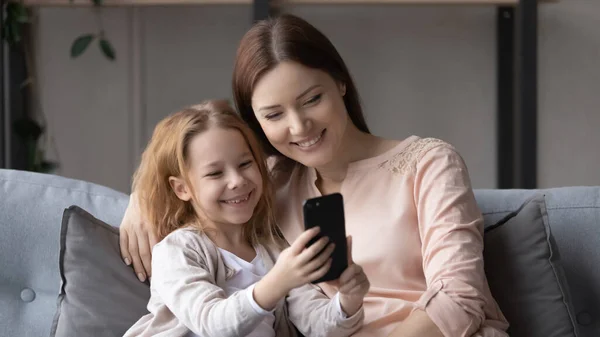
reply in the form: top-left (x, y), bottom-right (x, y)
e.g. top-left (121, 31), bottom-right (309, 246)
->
top-left (149, 228), bottom-right (159, 249)
top-left (138, 230), bottom-right (154, 278)
top-left (127, 233), bottom-right (146, 282)
top-left (119, 228), bottom-right (131, 266)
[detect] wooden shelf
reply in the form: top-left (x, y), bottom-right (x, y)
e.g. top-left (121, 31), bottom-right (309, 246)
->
top-left (22, 0), bottom-right (557, 6)
top-left (289, 0), bottom-right (520, 4)
top-left (23, 0), bottom-right (251, 6)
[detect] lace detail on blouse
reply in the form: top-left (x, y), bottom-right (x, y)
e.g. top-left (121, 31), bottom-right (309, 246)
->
top-left (378, 138), bottom-right (448, 175)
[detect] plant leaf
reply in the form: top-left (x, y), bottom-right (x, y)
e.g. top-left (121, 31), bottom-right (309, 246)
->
top-left (9, 20), bottom-right (22, 43)
top-left (6, 3), bottom-right (21, 16)
top-left (39, 161), bottom-right (59, 173)
top-left (71, 34), bottom-right (95, 58)
top-left (99, 38), bottom-right (116, 61)
top-left (16, 4), bottom-right (29, 23)
top-left (13, 118), bottom-right (43, 141)
top-left (1, 22), bottom-right (9, 41)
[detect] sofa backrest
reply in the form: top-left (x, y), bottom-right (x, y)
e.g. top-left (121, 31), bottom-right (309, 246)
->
top-left (475, 187), bottom-right (600, 337)
top-left (2, 168), bottom-right (599, 337)
top-left (0, 169), bottom-right (129, 337)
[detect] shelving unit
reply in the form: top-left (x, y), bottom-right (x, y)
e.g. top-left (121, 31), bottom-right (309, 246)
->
top-left (21, 0), bottom-right (554, 5)
top-left (2, 0), bottom-right (555, 188)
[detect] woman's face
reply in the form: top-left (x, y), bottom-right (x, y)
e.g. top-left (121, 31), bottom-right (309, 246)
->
top-left (251, 61), bottom-right (349, 168)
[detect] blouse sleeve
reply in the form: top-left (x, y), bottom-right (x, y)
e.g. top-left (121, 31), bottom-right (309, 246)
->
top-left (412, 143), bottom-right (490, 337)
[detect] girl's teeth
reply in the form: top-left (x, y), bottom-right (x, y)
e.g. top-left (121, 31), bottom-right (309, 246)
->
top-left (225, 194), bottom-right (249, 204)
top-left (298, 133), bottom-right (322, 147)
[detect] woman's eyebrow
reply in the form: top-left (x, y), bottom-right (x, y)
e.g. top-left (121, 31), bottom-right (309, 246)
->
top-left (257, 84), bottom-right (322, 112)
top-left (296, 84), bottom-right (321, 100)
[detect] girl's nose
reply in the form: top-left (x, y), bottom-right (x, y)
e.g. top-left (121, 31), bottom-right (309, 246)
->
top-left (228, 171), bottom-right (248, 190)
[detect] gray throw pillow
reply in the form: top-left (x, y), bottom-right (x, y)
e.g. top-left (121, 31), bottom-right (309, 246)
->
top-left (484, 194), bottom-right (579, 337)
top-left (50, 206), bottom-right (150, 337)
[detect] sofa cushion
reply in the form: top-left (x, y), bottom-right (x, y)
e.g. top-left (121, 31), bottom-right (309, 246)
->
top-left (0, 169), bottom-right (129, 337)
top-left (484, 194), bottom-right (578, 337)
top-left (51, 206), bottom-right (150, 337)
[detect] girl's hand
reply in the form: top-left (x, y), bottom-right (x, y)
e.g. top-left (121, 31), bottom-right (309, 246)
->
top-left (253, 227), bottom-right (334, 310)
top-left (119, 192), bottom-right (159, 282)
top-left (273, 227), bottom-right (335, 289)
top-left (329, 236), bottom-right (370, 316)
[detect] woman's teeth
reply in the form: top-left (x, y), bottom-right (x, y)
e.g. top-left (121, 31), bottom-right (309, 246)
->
top-left (297, 132), bottom-right (322, 148)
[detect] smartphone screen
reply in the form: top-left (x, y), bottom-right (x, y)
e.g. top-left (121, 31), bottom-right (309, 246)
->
top-left (303, 193), bottom-right (348, 283)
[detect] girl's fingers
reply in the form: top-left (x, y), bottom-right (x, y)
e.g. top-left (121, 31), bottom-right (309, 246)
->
top-left (303, 242), bottom-right (335, 273)
top-left (298, 236), bottom-right (330, 264)
top-left (290, 227), bottom-right (321, 254)
top-left (307, 258), bottom-right (332, 282)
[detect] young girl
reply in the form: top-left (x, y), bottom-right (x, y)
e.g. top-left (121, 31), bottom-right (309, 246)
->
top-left (123, 100), bottom-right (369, 337)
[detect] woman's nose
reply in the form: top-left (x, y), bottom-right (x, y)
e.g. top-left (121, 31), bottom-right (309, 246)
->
top-left (289, 112), bottom-right (312, 136)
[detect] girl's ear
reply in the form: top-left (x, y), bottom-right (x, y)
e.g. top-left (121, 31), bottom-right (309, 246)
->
top-left (169, 176), bottom-right (192, 202)
top-left (339, 82), bottom-right (346, 97)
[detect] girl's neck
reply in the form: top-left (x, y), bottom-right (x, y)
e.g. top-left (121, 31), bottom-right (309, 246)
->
top-left (204, 221), bottom-right (256, 263)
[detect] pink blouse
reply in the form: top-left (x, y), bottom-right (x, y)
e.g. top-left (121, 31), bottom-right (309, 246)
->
top-left (274, 136), bottom-right (509, 337)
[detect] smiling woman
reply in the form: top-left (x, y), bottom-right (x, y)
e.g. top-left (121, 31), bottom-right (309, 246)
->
top-left (229, 14), bottom-right (511, 337)
top-left (249, 62), bottom-right (353, 170)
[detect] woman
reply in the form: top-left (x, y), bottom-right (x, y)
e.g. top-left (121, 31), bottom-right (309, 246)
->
top-left (120, 14), bottom-right (508, 337)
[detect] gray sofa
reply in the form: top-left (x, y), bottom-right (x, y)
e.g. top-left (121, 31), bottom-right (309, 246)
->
top-left (1, 168), bottom-right (598, 337)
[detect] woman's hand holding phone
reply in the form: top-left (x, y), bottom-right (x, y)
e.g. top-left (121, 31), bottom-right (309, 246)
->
top-left (253, 227), bottom-right (335, 311)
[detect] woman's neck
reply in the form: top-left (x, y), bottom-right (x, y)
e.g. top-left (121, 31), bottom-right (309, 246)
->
top-left (314, 125), bottom-right (380, 192)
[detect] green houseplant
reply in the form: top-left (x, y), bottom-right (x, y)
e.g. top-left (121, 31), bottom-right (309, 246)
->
top-left (2, 0), bottom-right (116, 172)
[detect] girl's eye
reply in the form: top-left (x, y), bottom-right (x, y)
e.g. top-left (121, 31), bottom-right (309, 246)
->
top-left (240, 160), bottom-right (253, 168)
top-left (265, 112), bottom-right (282, 120)
top-left (304, 93), bottom-right (322, 106)
top-left (206, 171), bottom-right (222, 177)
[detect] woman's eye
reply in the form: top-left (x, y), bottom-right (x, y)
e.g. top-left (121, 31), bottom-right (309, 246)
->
top-left (265, 112), bottom-right (282, 120)
top-left (304, 94), bottom-right (322, 105)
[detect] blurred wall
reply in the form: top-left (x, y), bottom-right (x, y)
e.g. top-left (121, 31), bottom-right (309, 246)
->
top-left (33, 0), bottom-right (600, 193)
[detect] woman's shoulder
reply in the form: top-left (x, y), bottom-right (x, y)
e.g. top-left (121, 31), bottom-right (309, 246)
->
top-left (362, 135), bottom-right (458, 175)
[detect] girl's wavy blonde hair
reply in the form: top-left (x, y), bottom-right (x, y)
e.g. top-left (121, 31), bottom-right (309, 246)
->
top-left (132, 100), bottom-right (283, 247)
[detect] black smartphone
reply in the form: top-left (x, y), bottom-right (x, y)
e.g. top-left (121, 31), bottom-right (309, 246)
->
top-left (303, 193), bottom-right (348, 284)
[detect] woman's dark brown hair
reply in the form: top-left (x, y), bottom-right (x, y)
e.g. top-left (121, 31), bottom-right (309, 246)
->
top-left (232, 14), bottom-right (370, 162)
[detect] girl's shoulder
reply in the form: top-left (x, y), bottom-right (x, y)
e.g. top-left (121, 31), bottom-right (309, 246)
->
top-left (155, 227), bottom-right (219, 262)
